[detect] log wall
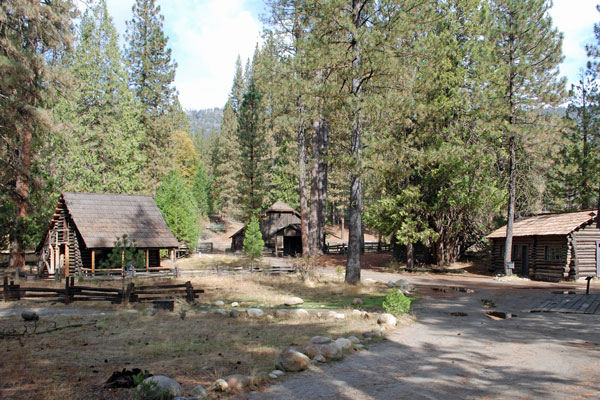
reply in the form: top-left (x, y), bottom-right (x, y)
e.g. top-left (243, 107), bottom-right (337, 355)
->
top-left (572, 222), bottom-right (600, 278)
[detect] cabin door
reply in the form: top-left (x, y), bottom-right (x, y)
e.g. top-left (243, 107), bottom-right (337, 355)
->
top-left (521, 245), bottom-right (529, 276)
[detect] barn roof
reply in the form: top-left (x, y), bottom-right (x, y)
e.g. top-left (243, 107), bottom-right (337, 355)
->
top-left (486, 210), bottom-right (597, 239)
top-left (58, 192), bottom-right (179, 249)
top-left (266, 201), bottom-right (297, 214)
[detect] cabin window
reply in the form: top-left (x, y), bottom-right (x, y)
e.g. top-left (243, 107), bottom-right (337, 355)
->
top-left (545, 246), bottom-right (562, 261)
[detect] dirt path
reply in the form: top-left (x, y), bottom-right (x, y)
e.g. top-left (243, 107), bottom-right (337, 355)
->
top-left (240, 269), bottom-right (600, 399)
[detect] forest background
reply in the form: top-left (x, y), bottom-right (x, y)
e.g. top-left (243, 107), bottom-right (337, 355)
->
top-left (2, 0), bottom-right (599, 283)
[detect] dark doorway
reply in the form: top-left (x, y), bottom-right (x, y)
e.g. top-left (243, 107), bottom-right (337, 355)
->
top-left (283, 236), bottom-right (302, 256)
top-left (521, 245), bottom-right (529, 276)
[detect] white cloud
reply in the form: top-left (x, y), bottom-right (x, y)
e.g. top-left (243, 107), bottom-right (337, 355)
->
top-left (105, 0), bottom-right (262, 110)
top-left (550, 0), bottom-right (598, 85)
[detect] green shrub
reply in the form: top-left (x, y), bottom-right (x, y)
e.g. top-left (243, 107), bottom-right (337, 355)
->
top-left (243, 217), bottom-right (264, 262)
top-left (382, 290), bottom-right (411, 316)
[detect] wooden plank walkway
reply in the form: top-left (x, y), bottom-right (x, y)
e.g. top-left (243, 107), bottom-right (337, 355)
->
top-left (531, 293), bottom-right (600, 314)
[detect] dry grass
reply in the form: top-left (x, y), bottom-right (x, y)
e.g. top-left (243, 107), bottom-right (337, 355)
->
top-left (0, 273), bottom-right (399, 399)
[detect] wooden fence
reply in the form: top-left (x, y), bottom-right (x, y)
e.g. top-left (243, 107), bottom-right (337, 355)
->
top-left (1, 276), bottom-right (203, 305)
top-left (325, 241), bottom-right (391, 255)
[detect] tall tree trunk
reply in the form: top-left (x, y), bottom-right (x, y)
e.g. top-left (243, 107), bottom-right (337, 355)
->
top-left (9, 128), bottom-right (32, 276)
top-left (298, 123), bottom-right (310, 256)
top-left (309, 119), bottom-right (328, 255)
top-left (504, 134), bottom-right (516, 274)
top-left (345, 0), bottom-right (365, 284)
top-left (406, 242), bottom-right (414, 269)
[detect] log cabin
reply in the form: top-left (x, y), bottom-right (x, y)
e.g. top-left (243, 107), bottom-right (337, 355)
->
top-left (37, 192), bottom-right (180, 277)
top-left (230, 201), bottom-right (302, 256)
top-left (487, 210), bottom-right (600, 281)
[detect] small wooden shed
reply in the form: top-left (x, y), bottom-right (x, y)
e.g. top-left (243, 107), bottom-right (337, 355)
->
top-left (231, 201), bottom-right (302, 256)
top-left (487, 210), bottom-right (600, 281)
top-left (38, 192), bottom-right (179, 277)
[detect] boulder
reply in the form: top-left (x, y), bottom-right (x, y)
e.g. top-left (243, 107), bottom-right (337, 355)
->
top-left (313, 354), bottom-right (327, 363)
top-left (189, 384), bottom-right (209, 399)
top-left (289, 309), bottom-right (309, 318)
top-left (21, 310), bottom-right (39, 322)
top-left (304, 336), bottom-right (343, 360)
top-left (271, 370), bottom-right (285, 377)
top-left (363, 331), bottom-right (382, 339)
top-left (269, 373), bottom-right (278, 379)
top-left (353, 344), bottom-right (366, 351)
top-left (231, 301), bottom-right (240, 307)
top-left (213, 309), bottom-right (227, 316)
top-left (352, 310), bottom-right (363, 317)
top-left (229, 309), bottom-right (241, 318)
top-left (378, 313), bottom-right (397, 326)
top-left (212, 379), bottom-right (229, 392)
top-left (347, 336), bottom-right (361, 344)
top-left (139, 376), bottom-right (183, 398)
top-left (213, 300), bottom-right (225, 306)
top-left (224, 374), bottom-right (249, 391)
top-left (266, 315), bottom-right (275, 321)
top-left (352, 298), bottom-right (363, 306)
top-left (246, 308), bottom-right (265, 318)
top-left (275, 348), bottom-right (311, 372)
top-left (284, 297), bottom-right (304, 306)
top-left (274, 309), bottom-right (289, 318)
top-left (335, 338), bottom-right (353, 351)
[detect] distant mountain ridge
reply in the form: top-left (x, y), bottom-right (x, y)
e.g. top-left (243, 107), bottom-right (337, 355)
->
top-left (186, 108), bottom-right (223, 138)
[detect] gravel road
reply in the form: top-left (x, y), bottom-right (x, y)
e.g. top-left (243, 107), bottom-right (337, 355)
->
top-left (241, 270), bottom-right (600, 399)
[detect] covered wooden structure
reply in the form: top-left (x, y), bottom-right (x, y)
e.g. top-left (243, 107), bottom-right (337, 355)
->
top-left (38, 192), bottom-right (179, 277)
top-left (231, 201), bottom-right (303, 256)
top-left (487, 210), bottom-right (600, 281)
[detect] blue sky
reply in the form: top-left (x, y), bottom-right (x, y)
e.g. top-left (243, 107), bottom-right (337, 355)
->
top-left (105, 0), bottom-right (599, 110)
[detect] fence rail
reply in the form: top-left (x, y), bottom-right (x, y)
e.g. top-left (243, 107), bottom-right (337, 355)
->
top-left (325, 241), bottom-right (391, 255)
top-left (1, 276), bottom-right (203, 305)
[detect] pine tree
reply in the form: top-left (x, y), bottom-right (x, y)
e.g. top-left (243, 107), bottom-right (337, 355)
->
top-left (237, 82), bottom-right (269, 220)
top-left (243, 216), bottom-right (264, 262)
top-left (0, 0), bottom-right (76, 272)
top-left (192, 161), bottom-right (212, 216)
top-left (488, 0), bottom-right (565, 271)
top-left (125, 0), bottom-right (178, 191)
top-left (57, 0), bottom-right (145, 194)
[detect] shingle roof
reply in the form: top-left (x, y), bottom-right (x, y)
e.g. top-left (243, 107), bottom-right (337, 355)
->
top-left (266, 201), bottom-right (297, 214)
top-left (486, 210), bottom-right (597, 239)
top-left (61, 192), bottom-right (179, 249)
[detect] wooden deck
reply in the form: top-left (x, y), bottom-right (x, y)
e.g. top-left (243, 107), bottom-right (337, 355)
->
top-left (531, 293), bottom-right (600, 314)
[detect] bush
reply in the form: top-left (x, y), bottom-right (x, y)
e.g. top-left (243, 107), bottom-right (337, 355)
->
top-left (382, 290), bottom-right (411, 316)
top-left (243, 217), bottom-right (264, 262)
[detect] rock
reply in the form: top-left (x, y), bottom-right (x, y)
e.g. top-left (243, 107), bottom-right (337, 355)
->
top-left (229, 309), bottom-right (241, 318)
top-left (21, 310), bottom-right (39, 322)
top-left (275, 348), bottom-right (311, 372)
top-left (352, 309), bottom-right (363, 317)
top-left (352, 298), bottom-right (363, 305)
top-left (148, 307), bottom-right (157, 316)
top-left (213, 309), bottom-right (227, 316)
top-left (271, 370), bottom-right (285, 377)
top-left (212, 378), bottom-right (229, 392)
top-left (335, 338), bottom-right (353, 351)
top-left (353, 344), bottom-right (366, 351)
top-left (284, 296), bottom-right (304, 306)
top-left (289, 309), bottom-right (309, 318)
top-left (347, 336), bottom-right (361, 344)
top-left (266, 315), bottom-right (275, 321)
top-left (189, 384), bottom-right (209, 399)
top-left (378, 313), bottom-right (397, 326)
top-left (274, 309), bottom-right (289, 318)
top-left (304, 336), bottom-right (343, 360)
top-left (333, 313), bottom-right (346, 320)
top-left (363, 331), bottom-right (382, 339)
top-left (239, 301), bottom-right (252, 307)
top-left (269, 373), bottom-right (278, 379)
top-left (387, 279), bottom-right (414, 293)
top-left (314, 354), bottom-right (327, 363)
top-left (138, 376), bottom-right (183, 398)
top-left (231, 301), bottom-right (240, 307)
top-left (247, 308), bottom-right (265, 318)
top-left (224, 374), bottom-right (249, 391)
top-left (361, 311), bottom-right (369, 319)
top-left (213, 300), bottom-right (225, 306)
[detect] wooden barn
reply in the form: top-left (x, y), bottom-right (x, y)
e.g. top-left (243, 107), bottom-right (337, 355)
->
top-left (231, 201), bottom-right (302, 256)
top-left (487, 210), bottom-right (600, 281)
top-left (38, 192), bottom-right (180, 277)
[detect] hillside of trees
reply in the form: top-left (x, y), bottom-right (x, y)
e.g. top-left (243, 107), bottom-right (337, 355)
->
top-left (3, 0), bottom-right (600, 284)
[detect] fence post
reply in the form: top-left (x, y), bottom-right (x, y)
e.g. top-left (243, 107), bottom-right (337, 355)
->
top-left (64, 277), bottom-right (70, 305)
top-left (185, 281), bottom-right (194, 303)
top-left (3, 276), bottom-right (8, 302)
top-left (123, 282), bottom-right (134, 305)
